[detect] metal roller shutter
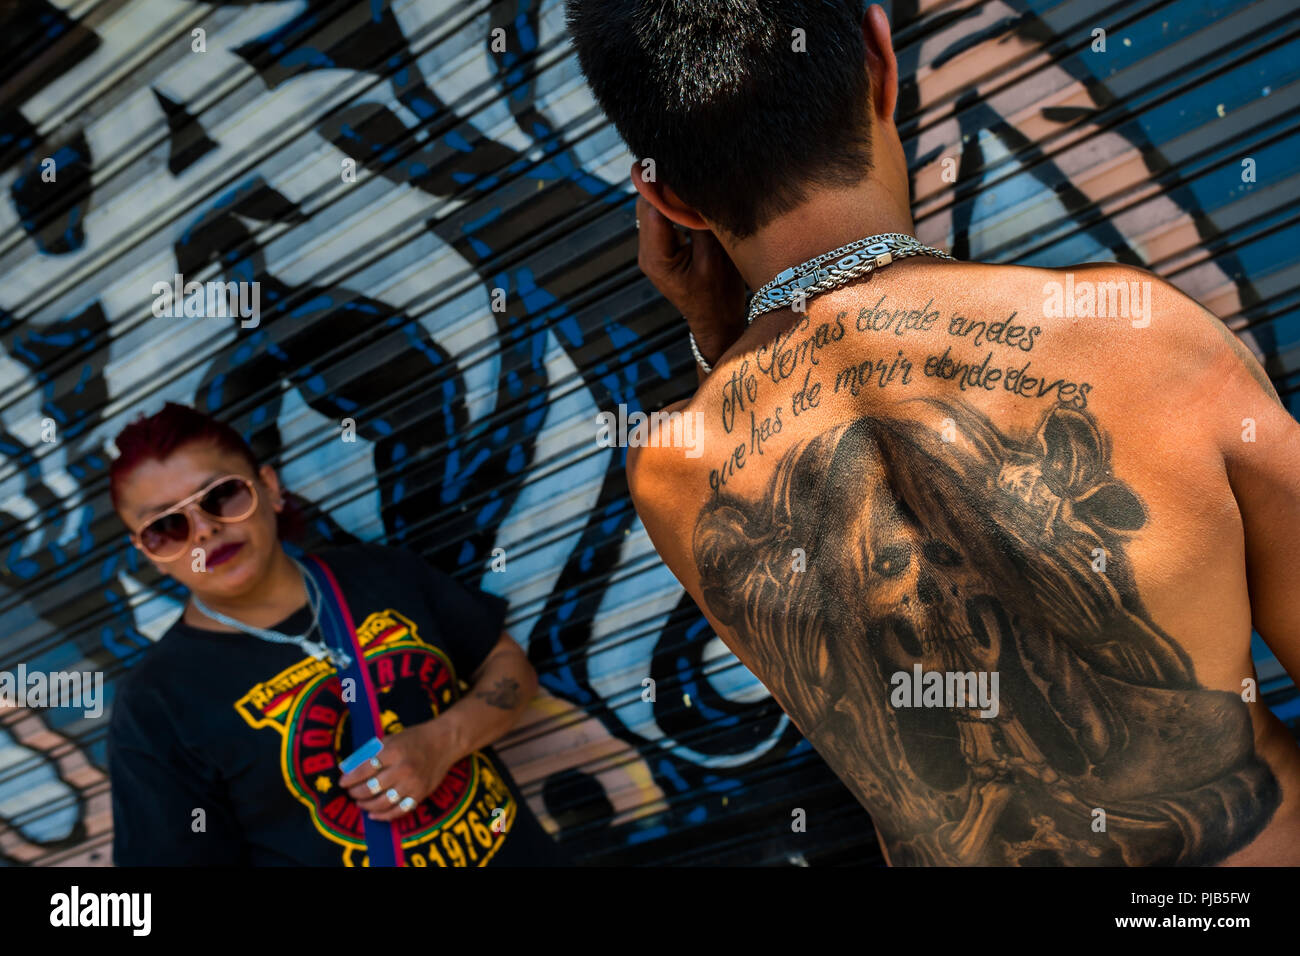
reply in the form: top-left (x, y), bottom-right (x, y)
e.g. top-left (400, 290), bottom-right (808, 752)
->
top-left (0, 0), bottom-right (1295, 866)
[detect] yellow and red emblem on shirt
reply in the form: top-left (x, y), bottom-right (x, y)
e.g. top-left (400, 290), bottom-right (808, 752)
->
top-left (235, 609), bottom-right (517, 866)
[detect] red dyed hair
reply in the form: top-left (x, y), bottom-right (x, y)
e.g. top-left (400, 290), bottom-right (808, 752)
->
top-left (109, 402), bottom-right (302, 539)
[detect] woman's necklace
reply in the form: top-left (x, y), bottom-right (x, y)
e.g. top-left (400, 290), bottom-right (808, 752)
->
top-left (190, 556), bottom-right (353, 670)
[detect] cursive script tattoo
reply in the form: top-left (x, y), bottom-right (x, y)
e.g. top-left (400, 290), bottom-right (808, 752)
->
top-left (475, 677), bottom-right (521, 710)
top-left (708, 294), bottom-right (1094, 496)
top-left (693, 398), bottom-right (1279, 865)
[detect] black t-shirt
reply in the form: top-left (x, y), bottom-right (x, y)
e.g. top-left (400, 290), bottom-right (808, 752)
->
top-left (108, 543), bottom-right (566, 866)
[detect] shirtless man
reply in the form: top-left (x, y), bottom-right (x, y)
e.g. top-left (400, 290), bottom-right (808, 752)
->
top-left (565, 1), bottom-right (1300, 864)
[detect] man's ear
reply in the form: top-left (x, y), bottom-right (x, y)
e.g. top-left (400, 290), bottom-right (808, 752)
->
top-left (863, 3), bottom-right (898, 124)
top-left (629, 161), bottom-right (710, 230)
top-left (258, 463), bottom-right (284, 511)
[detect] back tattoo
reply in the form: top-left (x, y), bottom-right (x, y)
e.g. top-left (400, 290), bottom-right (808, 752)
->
top-left (694, 398), bottom-right (1279, 865)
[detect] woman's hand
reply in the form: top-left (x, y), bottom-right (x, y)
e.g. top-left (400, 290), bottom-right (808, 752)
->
top-left (635, 194), bottom-right (748, 368)
top-left (338, 719), bottom-right (462, 821)
top-left (338, 633), bottom-right (533, 822)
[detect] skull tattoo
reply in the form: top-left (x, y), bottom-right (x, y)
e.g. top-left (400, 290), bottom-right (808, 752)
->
top-left (695, 399), bottom-right (1279, 865)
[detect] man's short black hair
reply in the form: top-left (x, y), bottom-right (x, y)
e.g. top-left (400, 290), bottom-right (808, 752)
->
top-left (565, 0), bottom-right (873, 239)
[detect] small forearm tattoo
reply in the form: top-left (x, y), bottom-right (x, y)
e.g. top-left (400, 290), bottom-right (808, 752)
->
top-left (475, 677), bottom-right (521, 710)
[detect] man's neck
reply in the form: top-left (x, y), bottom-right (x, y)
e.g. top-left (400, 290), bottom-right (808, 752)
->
top-left (722, 179), bottom-right (915, 290)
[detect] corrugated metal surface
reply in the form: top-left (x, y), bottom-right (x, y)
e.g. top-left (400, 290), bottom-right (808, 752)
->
top-left (0, 0), bottom-right (1296, 866)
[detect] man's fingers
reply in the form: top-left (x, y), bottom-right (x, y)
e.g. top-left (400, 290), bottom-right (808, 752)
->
top-left (688, 228), bottom-right (734, 279)
top-left (635, 195), bottom-right (685, 270)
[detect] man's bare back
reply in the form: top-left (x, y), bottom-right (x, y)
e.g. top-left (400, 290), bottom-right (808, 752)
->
top-left (628, 258), bottom-right (1300, 866)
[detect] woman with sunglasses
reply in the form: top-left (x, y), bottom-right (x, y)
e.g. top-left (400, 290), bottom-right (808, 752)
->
top-left (106, 402), bottom-right (567, 866)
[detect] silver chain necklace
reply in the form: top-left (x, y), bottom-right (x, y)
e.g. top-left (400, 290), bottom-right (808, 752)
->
top-left (190, 556), bottom-right (354, 670)
top-left (691, 232), bottom-right (954, 373)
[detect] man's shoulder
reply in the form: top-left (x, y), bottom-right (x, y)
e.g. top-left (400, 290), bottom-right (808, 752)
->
top-left (1012, 259), bottom-right (1208, 324)
top-left (625, 260), bottom-right (1256, 500)
top-left (624, 400), bottom-right (693, 508)
top-left (1056, 261), bottom-right (1277, 399)
top-left (623, 395), bottom-right (724, 570)
top-left (973, 259), bottom-right (1247, 387)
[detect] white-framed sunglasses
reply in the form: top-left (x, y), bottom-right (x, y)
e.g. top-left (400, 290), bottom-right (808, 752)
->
top-left (131, 474), bottom-right (259, 562)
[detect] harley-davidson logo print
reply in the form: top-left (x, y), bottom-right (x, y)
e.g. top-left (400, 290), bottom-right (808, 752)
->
top-left (235, 609), bottom-right (518, 866)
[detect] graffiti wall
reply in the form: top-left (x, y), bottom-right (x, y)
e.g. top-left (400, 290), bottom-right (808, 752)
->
top-left (0, 0), bottom-right (1295, 866)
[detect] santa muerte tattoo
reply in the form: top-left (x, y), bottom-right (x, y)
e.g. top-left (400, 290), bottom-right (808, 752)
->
top-left (694, 398), bottom-right (1279, 865)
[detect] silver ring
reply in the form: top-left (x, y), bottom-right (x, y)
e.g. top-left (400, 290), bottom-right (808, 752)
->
top-left (399, 796), bottom-right (416, 812)
top-left (386, 788), bottom-right (401, 804)
top-left (368, 756), bottom-right (382, 771)
top-left (366, 777), bottom-right (381, 795)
